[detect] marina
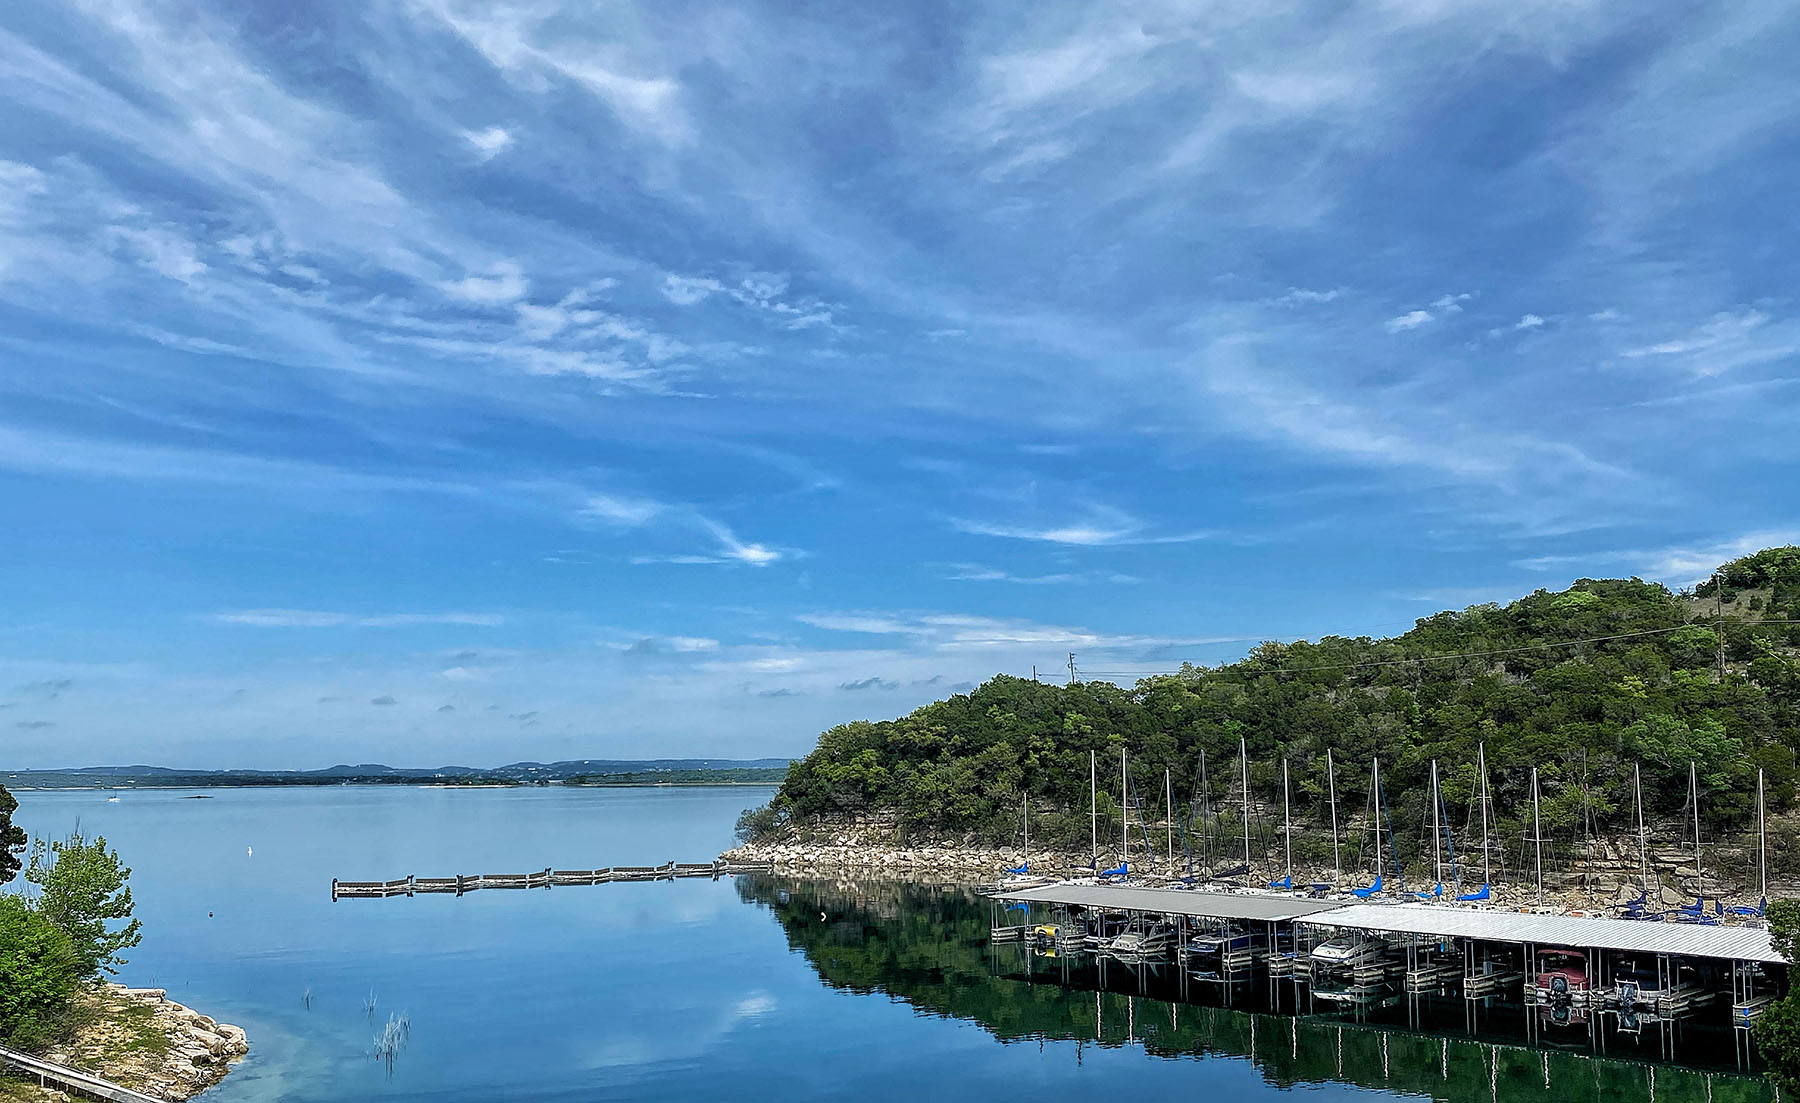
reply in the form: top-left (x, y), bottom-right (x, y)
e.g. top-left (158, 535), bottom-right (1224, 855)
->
top-left (989, 880), bottom-right (1786, 1054)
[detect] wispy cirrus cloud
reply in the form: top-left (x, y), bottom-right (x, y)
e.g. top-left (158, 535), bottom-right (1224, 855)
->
top-left (948, 504), bottom-right (1212, 547)
top-left (1516, 529), bottom-right (1800, 588)
top-left (583, 492), bottom-right (786, 566)
top-left (1621, 309), bottom-right (1798, 376)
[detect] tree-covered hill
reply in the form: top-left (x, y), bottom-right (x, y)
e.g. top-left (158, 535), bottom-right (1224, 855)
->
top-left (747, 548), bottom-right (1800, 879)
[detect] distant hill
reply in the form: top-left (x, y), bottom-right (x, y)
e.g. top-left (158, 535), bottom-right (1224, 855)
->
top-left (2, 758), bottom-right (790, 789)
top-left (749, 546), bottom-right (1800, 874)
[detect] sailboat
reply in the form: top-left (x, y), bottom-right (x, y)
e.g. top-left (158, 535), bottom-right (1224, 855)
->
top-left (1208, 738), bottom-right (1253, 880)
top-left (1268, 758), bottom-right (1294, 891)
top-left (1674, 761), bottom-right (1717, 922)
top-left (1729, 768), bottom-right (1770, 919)
top-left (1456, 743), bottom-right (1492, 902)
top-left (1351, 757), bottom-right (1386, 898)
top-left (1099, 750), bottom-right (1131, 882)
top-left (1415, 760), bottom-right (1445, 900)
top-left (998, 794), bottom-right (1054, 890)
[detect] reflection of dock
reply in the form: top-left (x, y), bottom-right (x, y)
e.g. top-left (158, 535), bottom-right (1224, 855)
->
top-left (331, 859), bottom-right (770, 899)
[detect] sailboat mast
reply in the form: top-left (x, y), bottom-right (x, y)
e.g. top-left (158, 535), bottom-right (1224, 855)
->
top-left (1635, 762), bottom-right (1650, 899)
top-left (1759, 767), bottom-right (1769, 902)
top-left (1478, 742), bottom-right (1491, 887)
top-left (1532, 766), bottom-right (1544, 907)
top-left (1090, 750), bottom-right (1097, 867)
top-left (1373, 756), bottom-right (1383, 882)
top-left (1690, 760), bottom-right (1703, 884)
top-left (1023, 794), bottom-right (1030, 868)
top-left (1327, 748), bottom-right (1341, 883)
top-left (1240, 736), bottom-right (1251, 871)
top-left (1165, 768), bottom-right (1174, 869)
top-left (1282, 757), bottom-right (1292, 886)
top-left (1199, 750), bottom-right (1211, 872)
top-left (1121, 749), bottom-right (1129, 865)
top-left (1432, 759), bottom-right (1443, 886)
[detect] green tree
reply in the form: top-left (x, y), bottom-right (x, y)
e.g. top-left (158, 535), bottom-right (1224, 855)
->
top-left (0, 785), bottom-right (26, 884)
top-left (26, 831), bottom-right (143, 978)
top-left (1754, 899), bottom-right (1800, 1094)
top-left (0, 895), bottom-right (82, 1049)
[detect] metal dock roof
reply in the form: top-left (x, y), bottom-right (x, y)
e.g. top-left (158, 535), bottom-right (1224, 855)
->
top-left (1299, 903), bottom-right (1782, 964)
top-left (992, 883), bottom-right (1349, 923)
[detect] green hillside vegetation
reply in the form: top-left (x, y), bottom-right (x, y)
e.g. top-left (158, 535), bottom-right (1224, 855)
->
top-left (747, 548), bottom-right (1800, 879)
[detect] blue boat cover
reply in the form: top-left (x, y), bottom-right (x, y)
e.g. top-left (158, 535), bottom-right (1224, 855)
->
top-left (1007, 863), bottom-right (1029, 875)
top-left (1267, 875), bottom-right (1292, 890)
top-left (1101, 861), bottom-right (1128, 879)
top-left (1732, 898), bottom-right (1768, 917)
top-left (1456, 883), bottom-right (1491, 901)
top-left (1414, 883), bottom-right (1443, 900)
top-left (1351, 875), bottom-right (1383, 898)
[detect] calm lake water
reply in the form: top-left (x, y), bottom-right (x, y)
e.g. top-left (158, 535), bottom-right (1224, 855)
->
top-left (8, 786), bottom-right (1777, 1102)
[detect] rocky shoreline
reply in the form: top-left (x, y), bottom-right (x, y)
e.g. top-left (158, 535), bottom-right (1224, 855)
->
top-left (723, 822), bottom-right (1790, 917)
top-left (5, 984), bottom-right (248, 1102)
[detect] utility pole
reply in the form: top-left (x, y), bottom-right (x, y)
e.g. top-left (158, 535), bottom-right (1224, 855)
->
top-left (1032, 665), bottom-right (1038, 683)
top-left (1068, 652), bottom-right (1078, 684)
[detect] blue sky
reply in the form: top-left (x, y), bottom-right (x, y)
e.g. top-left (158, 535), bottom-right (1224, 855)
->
top-left (3, 1), bottom-right (1798, 768)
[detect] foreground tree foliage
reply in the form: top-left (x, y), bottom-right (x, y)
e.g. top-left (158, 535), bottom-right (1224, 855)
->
top-left (0, 785), bottom-right (25, 885)
top-left (757, 550), bottom-right (1800, 875)
top-left (27, 830), bottom-right (143, 978)
top-left (0, 895), bottom-right (82, 1049)
top-left (1753, 899), bottom-right (1800, 1094)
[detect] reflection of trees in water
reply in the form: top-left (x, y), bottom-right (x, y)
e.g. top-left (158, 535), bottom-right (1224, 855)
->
top-left (735, 876), bottom-right (1775, 1103)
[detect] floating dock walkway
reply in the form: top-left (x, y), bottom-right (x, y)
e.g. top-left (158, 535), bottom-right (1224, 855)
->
top-left (332, 858), bottom-right (770, 900)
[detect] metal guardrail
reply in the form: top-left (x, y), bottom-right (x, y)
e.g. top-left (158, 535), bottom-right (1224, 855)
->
top-left (0, 1040), bottom-right (165, 1102)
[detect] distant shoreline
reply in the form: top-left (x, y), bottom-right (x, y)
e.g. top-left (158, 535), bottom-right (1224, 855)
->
top-left (13, 779), bottom-right (784, 791)
top-left (4, 762), bottom-right (789, 790)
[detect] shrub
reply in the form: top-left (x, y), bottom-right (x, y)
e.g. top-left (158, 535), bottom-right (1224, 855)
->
top-left (0, 895), bottom-right (82, 1050)
top-left (735, 804), bottom-right (783, 843)
top-left (26, 831), bottom-right (142, 978)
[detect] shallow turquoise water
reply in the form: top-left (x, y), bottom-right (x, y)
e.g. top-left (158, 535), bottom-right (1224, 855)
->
top-left (7, 786), bottom-right (1776, 1102)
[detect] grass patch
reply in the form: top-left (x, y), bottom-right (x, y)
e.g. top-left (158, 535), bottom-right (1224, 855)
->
top-left (0, 1072), bottom-right (58, 1101)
